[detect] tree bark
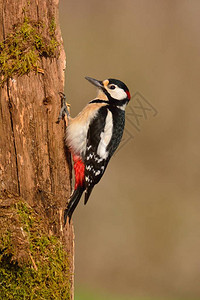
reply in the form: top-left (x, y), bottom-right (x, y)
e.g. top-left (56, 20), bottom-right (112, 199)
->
top-left (0, 1), bottom-right (74, 299)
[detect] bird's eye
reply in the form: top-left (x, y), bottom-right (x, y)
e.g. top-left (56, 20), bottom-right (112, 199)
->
top-left (109, 85), bottom-right (116, 90)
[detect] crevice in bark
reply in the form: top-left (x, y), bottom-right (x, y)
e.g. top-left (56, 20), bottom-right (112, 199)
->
top-left (35, 2), bottom-right (55, 194)
top-left (46, 108), bottom-right (55, 194)
top-left (6, 82), bottom-right (20, 195)
top-left (36, 2), bottom-right (39, 21)
top-left (2, 2), bottom-right (20, 195)
top-left (2, 1), bottom-right (5, 39)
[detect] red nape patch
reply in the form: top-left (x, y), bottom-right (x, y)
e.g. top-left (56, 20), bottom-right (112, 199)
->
top-left (126, 90), bottom-right (131, 100)
top-left (73, 155), bottom-right (85, 189)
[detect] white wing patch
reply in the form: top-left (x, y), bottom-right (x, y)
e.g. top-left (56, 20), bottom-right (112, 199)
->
top-left (97, 110), bottom-right (113, 159)
top-left (108, 86), bottom-right (127, 100)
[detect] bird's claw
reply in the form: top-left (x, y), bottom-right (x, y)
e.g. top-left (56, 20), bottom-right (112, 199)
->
top-left (56, 92), bottom-right (71, 124)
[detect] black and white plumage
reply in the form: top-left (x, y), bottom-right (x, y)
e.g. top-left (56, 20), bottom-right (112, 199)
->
top-left (62, 77), bottom-right (131, 223)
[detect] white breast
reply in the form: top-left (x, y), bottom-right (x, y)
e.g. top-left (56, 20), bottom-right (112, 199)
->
top-left (66, 103), bottom-right (107, 156)
top-left (66, 122), bottom-right (88, 156)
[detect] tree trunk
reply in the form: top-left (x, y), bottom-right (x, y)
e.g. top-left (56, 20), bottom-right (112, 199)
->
top-left (0, 1), bottom-right (74, 299)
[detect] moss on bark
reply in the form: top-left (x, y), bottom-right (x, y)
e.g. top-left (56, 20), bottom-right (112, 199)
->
top-left (0, 192), bottom-right (71, 300)
top-left (0, 15), bottom-right (59, 86)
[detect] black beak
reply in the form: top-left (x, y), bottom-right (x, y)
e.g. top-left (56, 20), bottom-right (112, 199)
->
top-left (85, 77), bottom-right (104, 89)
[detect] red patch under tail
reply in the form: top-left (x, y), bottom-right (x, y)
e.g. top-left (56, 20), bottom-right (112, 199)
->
top-left (72, 154), bottom-right (85, 189)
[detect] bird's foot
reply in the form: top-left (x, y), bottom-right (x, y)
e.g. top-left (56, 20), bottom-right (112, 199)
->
top-left (56, 92), bottom-right (71, 124)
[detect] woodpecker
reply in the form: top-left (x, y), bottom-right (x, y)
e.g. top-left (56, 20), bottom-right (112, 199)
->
top-left (60, 77), bottom-right (131, 224)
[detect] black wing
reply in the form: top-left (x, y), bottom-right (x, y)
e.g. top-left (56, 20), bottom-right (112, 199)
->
top-left (84, 106), bottom-right (111, 204)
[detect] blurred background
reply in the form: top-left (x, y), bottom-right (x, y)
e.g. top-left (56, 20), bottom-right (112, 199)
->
top-left (59, 1), bottom-right (200, 299)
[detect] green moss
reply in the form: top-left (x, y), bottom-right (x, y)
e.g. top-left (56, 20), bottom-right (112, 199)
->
top-left (49, 17), bottom-right (57, 35)
top-left (0, 199), bottom-right (71, 300)
top-left (0, 16), bottom-right (59, 86)
top-left (0, 230), bottom-right (13, 261)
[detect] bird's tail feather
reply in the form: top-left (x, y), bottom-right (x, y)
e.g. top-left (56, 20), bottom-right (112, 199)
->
top-left (64, 185), bottom-right (85, 225)
top-left (84, 186), bottom-right (94, 205)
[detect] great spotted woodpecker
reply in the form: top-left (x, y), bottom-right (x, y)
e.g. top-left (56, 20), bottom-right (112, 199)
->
top-left (60, 77), bottom-right (131, 224)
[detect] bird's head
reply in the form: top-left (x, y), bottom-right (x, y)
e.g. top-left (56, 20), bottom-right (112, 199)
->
top-left (85, 77), bottom-right (131, 106)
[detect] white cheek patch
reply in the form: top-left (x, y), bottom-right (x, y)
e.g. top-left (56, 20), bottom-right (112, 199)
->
top-left (109, 87), bottom-right (127, 100)
top-left (97, 110), bottom-right (113, 159)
